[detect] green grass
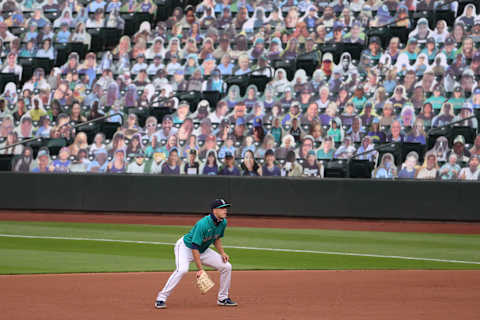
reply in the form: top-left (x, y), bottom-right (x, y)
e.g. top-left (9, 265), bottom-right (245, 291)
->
top-left (0, 221), bottom-right (479, 274)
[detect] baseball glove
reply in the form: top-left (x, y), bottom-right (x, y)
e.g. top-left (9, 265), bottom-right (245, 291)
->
top-left (196, 270), bottom-right (215, 295)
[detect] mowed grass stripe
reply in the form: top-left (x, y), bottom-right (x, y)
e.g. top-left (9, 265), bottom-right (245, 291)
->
top-left (0, 221), bottom-right (478, 260)
top-left (0, 237), bottom-right (479, 274)
top-left (1, 234), bottom-right (480, 266)
top-left (0, 221), bottom-right (479, 273)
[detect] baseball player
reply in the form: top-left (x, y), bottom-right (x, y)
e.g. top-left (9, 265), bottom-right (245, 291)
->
top-left (155, 199), bottom-right (237, 308)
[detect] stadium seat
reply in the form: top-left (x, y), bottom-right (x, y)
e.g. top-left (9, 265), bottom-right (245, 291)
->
top-left (348, 160), bottom-right (374, 179)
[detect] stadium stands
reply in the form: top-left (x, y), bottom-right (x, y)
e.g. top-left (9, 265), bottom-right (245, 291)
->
top-left (0, 0), bottom-right (479, 180)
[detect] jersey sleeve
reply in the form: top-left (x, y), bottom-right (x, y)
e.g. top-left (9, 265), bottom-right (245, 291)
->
top-left (191, 223), bottom-right (207, 247)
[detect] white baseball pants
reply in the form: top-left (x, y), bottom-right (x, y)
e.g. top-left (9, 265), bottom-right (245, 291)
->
top-left (156, 236), bottom-right (232, 301)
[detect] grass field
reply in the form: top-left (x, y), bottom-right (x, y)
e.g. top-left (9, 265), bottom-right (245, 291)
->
top-left (0, 221), bottom-right (479, 274)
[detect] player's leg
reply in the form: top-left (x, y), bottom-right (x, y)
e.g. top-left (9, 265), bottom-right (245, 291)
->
top-left (200, 248), bottom-right (233, 302)
top-left (156, 237), bottom-right (192, 302)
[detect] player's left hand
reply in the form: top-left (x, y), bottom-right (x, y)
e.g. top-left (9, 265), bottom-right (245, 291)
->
top-left (221, 253), bottom-right (229, 263)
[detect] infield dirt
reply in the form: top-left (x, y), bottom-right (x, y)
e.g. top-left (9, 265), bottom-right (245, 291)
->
top-left (2, 270), bottom-right (480, 320)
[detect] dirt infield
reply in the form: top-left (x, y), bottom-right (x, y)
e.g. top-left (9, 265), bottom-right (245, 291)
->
top-left (2, 270), bottom-right (479, 320)
top-left (1, 210), bottom-right (480, 234)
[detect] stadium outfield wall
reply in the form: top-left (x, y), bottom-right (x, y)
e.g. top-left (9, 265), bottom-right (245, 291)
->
top-left (0, 173), bottom-right (477, 221)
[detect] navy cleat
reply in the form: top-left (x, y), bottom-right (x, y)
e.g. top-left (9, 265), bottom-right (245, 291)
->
top-left (217, 298), bottom-right (238, 306)
top-left (155, 300), bottom-right (167, 309)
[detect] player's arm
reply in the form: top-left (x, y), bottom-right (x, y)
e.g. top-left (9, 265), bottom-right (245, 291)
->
top-left (191, 247), bottom-right (204, 276)
top-left (191, 226), bottom-right (206, 276)
top-left (214, 238), bottom-right (229, 263)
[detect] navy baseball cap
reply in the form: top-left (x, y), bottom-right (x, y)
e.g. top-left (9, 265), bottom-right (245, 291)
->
top-left (333, 21), bottom-right (343, 31)
top-left (211, 199), bottom-right (231, 210)
top-left (253, 116), bottom-right (263, 128)
top-left (445, 37), bottom-right (455, 45)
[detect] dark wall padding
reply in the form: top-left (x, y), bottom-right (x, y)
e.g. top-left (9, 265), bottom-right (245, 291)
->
top-left (0, 173), bottom-right (478, 221)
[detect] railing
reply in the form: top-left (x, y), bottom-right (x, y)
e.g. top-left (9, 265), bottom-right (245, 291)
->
top-left (426, 115), bottom-right (478, 135)
top-left (0, 113), bottom-right (124, 152)
top-left (349, 115), bottom-right (478, 161)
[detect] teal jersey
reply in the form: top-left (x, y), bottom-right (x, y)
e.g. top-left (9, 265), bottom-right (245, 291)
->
top-left (447, 97), bottom-right (465, 110)
top-left (317, 148), bottom-right (335, 160)
top-left (183, 215), bottom-right (227, 253)
top-left (425, 96), bottom-right (446, 110)
top-left (420, 48), bottom-right (438, 61)
top-left (327, 128), bottom-right (342, 142)
top-left (271, 127), bottom-right (282, 144)
top-left (352, 96), bottom-right (367, 110)
top-left (441, 49), bottom-right (456, 60)
top-left (405, 51), bottom-right (417, 60)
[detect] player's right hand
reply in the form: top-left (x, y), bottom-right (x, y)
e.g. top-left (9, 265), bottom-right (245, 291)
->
top-left (221, 253), bottom-right (230, 263)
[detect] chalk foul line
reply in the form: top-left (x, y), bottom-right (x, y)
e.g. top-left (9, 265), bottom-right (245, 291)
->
top-left (0, 234), bottom-right (479, 265)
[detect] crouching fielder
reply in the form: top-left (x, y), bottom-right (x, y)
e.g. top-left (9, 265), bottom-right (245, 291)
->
top-left (155, 199), bottom-right (237, 309)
